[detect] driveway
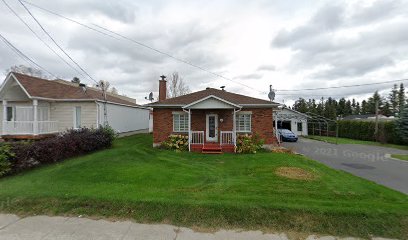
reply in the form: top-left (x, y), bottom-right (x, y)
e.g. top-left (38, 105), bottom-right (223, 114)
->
top-left (283, 138), bottom-right (408, 194)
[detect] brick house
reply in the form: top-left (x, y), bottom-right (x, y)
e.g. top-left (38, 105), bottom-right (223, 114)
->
top-left (149, 76), bottom-right (280, 153)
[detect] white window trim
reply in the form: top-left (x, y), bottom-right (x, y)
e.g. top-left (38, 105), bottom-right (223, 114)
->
top-left (73, 106), bottom-right (82, 129)
top-left (173, 112), bottom-right (189, 133)
top-left (236, 113), bottom-right (252, 133)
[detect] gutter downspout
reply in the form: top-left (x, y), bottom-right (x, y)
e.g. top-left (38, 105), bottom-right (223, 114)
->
top-left (233, 108), bottom-right (242, 152)
top-left (183, 108), bottom-right (191, 152)
top-left (274, 109), bottom-right (281, 145)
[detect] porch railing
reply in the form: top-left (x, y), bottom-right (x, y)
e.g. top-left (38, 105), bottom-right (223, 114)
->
top-left (3, 121), bottom-right (59, 135)
top-left (37, 121), bottom-right (59, 134)
top-left (190, 131), bottom-right (204, 144)
top-left (220, 131), bottom-right (234, 145)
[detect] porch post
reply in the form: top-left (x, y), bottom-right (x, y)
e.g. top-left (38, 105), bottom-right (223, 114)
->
top-left (33, 99), bottom-right (38, 135)
top-left (2, 100), bottom-right (7, 135)
top-left (233, 109), bottom-right (236, 148)
top-left (275, 113), bottom-right (279, 144)
top-left (188, 109), bottom-right (191, 152)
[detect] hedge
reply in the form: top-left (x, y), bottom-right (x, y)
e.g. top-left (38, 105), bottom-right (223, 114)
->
top-left (0, 126), bottom-right (116, 177)
top-left (337, 120), bottom-right (406, 145)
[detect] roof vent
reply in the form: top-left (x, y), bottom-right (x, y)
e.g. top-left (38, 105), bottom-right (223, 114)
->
top-left (79, 83), bottom-right (87, 93)
top-left (220, 86), bottom-right (225, 91)
top-left (206, 87), bottom-right (210, 90)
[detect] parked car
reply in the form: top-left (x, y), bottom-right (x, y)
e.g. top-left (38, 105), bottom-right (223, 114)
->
top-left (278, 129), bottom-right (298, 142)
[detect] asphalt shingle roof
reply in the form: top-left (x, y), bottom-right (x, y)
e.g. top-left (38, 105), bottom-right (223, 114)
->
top-left (12, 72), bottom-right (139, 106)
top-left (149, 88), bottom-right (278, 106)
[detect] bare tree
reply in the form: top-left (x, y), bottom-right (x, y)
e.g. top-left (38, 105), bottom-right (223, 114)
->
top-left (94, 80), bottom-right (120, 94)
top-left (5, 65), bottom-right (50, 79)
top-left (167, 72), bottom-right (190, 98)
top-left (110, 87), bottom-right (118, 95)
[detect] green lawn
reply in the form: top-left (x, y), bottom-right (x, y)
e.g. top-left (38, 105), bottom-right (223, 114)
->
top-left (305, 135), bottom-right (408, 150)
top-left (0, 134), bottom-right (407, 239)
top-left (391, 154), bottom-right (408, 161)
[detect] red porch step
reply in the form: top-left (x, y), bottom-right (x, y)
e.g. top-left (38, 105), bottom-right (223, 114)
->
top-left (202, 144), bottom-right (223, 154)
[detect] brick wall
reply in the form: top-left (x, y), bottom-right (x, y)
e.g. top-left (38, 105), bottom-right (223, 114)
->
top-left (153, 107), bottom-right (277, 145)
top-left (245, 108), bottom-right (276, 144)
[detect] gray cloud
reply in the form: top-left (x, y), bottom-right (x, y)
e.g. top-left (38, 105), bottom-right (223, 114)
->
top-left (272, 1), bottom-right (408, 81)
top-left (257, 65), bottom-right (276, 71)
top-left (234, 73), bottom-right (263, 80)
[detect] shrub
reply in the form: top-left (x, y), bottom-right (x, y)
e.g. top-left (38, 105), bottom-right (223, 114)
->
top-left (161, 134), bottom-right (189, 152)
top-left (236, 133), bottom-right (264, 154)
top-left (336, 120), bottom-right (406, 145)
top-left (6, 126), bottom-right (116, 174)
top-left (0, 143), bottom-right (14, 177)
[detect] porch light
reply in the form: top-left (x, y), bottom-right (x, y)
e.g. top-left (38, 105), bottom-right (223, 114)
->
top-left (220, 118), bottom-right (224, 123)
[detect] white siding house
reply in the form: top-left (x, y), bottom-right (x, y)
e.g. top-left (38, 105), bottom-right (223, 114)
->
top-left (0, 72), bottom-right (150, 139)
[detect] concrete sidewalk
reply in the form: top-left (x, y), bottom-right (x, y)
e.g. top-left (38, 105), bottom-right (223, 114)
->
top-left (0, 214), bottom-right (394, 240)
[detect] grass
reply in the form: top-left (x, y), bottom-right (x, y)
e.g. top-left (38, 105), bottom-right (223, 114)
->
top-left (305, 135), bottom-right (408, 150)
top-left (391, 154), bottom-right (408, 161)
top-left (0, 134), bottom-right (407, 239)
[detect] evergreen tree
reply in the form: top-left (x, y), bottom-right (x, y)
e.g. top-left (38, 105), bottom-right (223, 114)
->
top-left (382, 102), bottom-right (392, 116)
top-left (396, 104), bottom-right (408, 142)
top-left (389, 84), bottom-right (398, 115)
top-left (324, 97), bottom-right (337, 119)
top-left (355, 102), bottom-right (361, 115)
top-left (337, 98), bottom-right (346, 117)
top-left (361, 100), bottom-right (369, 114)
top-left (293, 98), bottom-right (308, 113)
top-left (316, 97), bottom-right (324, 116)
top-left (398, 83), bottom-right (406, 113)
top-left (367, 91), bottom-right (383, 114)
top-left (345, 100), bottom-right (353, 116)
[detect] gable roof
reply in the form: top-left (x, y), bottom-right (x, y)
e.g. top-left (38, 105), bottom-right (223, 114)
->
top-left (149, 88), bottom-right (279, 107)
top-left (5, 72), bottom-right (140, 107)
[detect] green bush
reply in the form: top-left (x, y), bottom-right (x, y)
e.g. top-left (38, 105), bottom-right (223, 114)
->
top-left (161, 134), bottom-right (189, 152)
top-left (337, 120), bottom-right (406, 144)
top-left (0, 143), bottom-right (14, 177)
top-left (236, 133), bottom-right (264, 154)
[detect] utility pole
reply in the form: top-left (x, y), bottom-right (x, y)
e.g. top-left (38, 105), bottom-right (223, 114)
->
top-left (374, 100), bottom-right (379, 141)
top-left (100, 81), bottom-right (108, 126)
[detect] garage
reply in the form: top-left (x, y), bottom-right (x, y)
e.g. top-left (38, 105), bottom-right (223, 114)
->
top-left (273, 107), bottom-right (309, 136)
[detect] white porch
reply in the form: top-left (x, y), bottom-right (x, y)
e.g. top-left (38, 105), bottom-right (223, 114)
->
top-left (182, 95), bottom-right (242, 153)
top-left (1, 99), bottom-right (58, 137)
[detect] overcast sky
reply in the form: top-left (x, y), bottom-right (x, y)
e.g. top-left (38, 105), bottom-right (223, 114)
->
top-left (1, 0), bottom-right (407, 105)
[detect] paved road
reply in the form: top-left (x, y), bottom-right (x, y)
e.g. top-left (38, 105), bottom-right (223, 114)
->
top-left (283, 138), bottom-right (408, 194)
top-left (0, 214), bottom-right (392, 240)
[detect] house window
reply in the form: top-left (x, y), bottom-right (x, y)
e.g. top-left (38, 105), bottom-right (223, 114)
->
top-left (173, 113), bottom-right (189, 132)
top-left (297, 122), bottom-right (303, 132)
top-left (6, 106), bottom-right (13, 121)
top-left (74, 106), bottom-right (81, 129)
top-left (236, 114), bottom-right (251, 132)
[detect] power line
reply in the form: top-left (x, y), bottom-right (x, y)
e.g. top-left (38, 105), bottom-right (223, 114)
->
top-left (20, 0), bottom-right (264, 93)
top-left (18, 0), bottom-right (97, 84)
top-left (0, 33), bottom-right (55, 77)
top-left (1, 0), bottom-right (85, 79)
top-left (277, 78), bottom-right (408, 92)
top-left (18, 0), bottom-right (408, 95)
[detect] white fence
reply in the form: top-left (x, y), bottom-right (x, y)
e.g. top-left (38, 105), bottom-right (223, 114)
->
top-left (3, 121), bottom-right (58, 135)
top-left (191, 131), bottom-right (204, 144)
top-left (220, 131), bottom-right (234, 145)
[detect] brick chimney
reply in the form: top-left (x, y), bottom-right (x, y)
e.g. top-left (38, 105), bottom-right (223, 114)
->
top-left (159, 75), bottom-right (167, 101)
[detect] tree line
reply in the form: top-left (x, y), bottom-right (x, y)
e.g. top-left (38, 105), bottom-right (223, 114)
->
top-left (292, 83), bottom-right (406, 120)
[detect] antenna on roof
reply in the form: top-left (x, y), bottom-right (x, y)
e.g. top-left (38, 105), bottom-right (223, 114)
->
top-left (145, 92), bottom-right (154, 102)
top-left (268, 85), bottom-right (275, 102)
